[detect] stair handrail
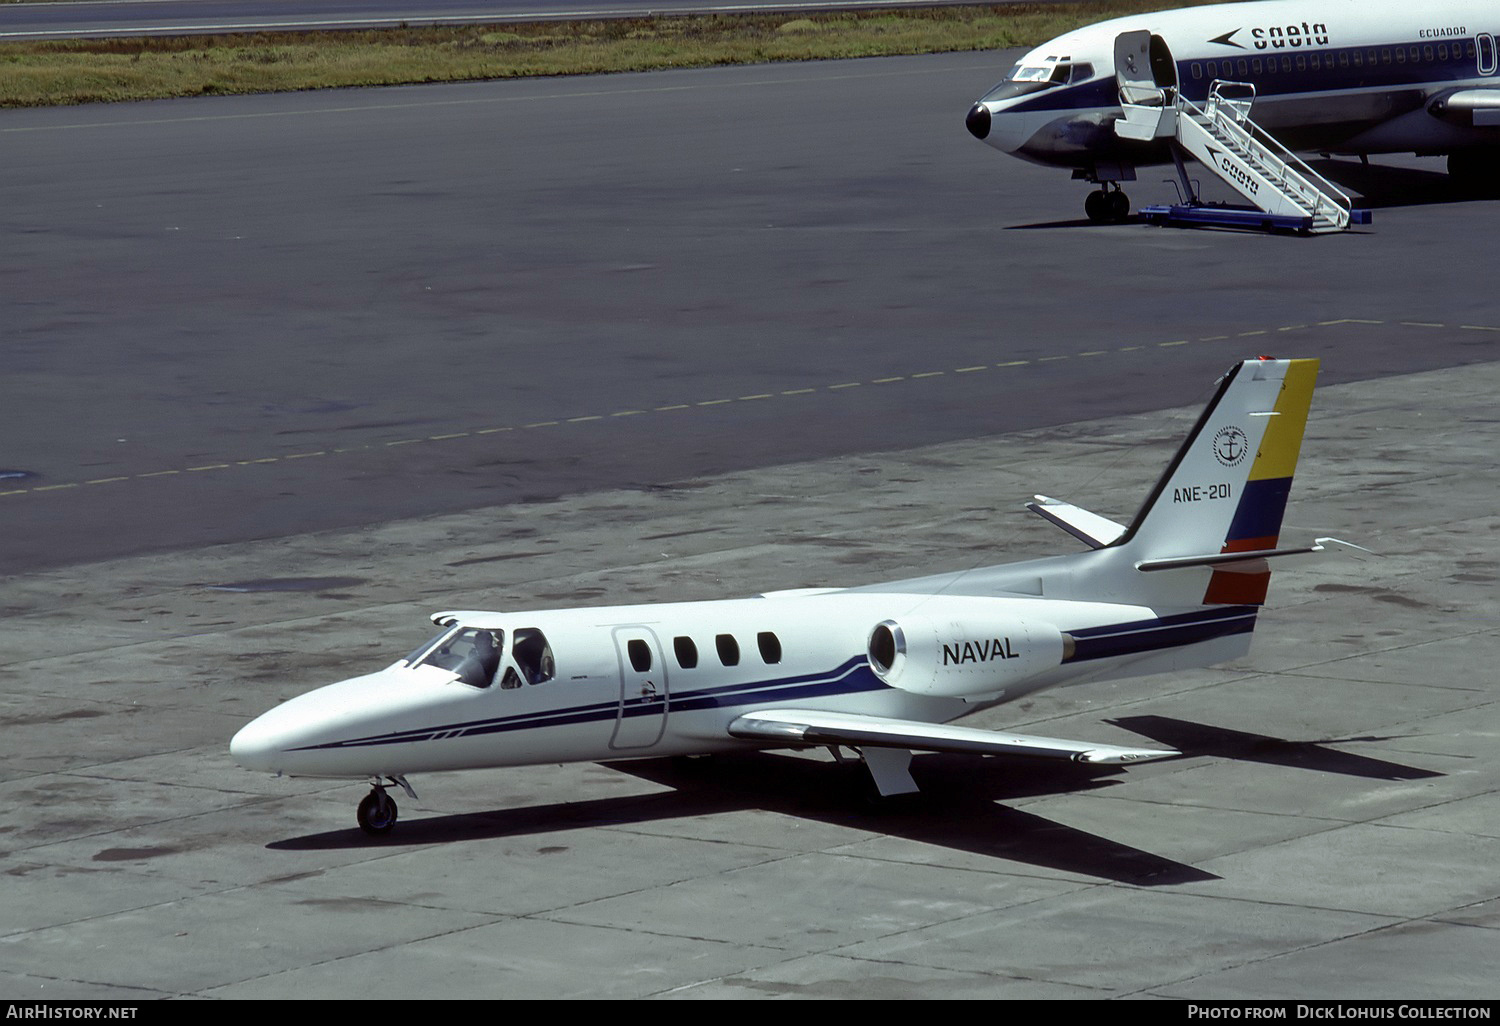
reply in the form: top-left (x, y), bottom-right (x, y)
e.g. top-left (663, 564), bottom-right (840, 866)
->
top-left (1184, 81), bottom-right (1353, 228)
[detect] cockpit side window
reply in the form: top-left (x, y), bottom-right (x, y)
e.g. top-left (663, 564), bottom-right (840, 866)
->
top-left (512, 628), bottom-right (555, 684)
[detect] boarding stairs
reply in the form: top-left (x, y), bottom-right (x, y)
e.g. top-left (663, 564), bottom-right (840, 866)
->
top-left (1116, 80), bottom-right (1369, 234)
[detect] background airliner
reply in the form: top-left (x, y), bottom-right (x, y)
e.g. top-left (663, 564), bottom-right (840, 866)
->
top-left (233, 358), bottom-right (1347, 836)
top-left (966, 0), bottom-right (1499, 221)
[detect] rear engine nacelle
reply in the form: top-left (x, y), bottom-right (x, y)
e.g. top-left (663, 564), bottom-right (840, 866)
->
top-left (867, 615), bottom-right (1071, 698)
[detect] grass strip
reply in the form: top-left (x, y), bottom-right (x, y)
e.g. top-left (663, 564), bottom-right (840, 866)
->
top-left (0, 2), bottom-right (1205, 107)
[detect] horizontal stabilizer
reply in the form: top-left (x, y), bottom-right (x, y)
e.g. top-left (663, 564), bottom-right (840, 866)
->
top-left (1026, 495), bottom-right (1127, 549)
top-left (728, 708), bottom-right (1178, 765)
top-left (1136, 537), bottom-right (1371, 573)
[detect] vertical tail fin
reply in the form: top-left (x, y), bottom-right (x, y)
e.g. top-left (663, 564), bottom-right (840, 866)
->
top-left (1114, 357), bottom-right (1319, 603)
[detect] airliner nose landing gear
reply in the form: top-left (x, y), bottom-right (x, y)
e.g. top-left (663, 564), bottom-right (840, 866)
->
top-left (357, 776), bottom-right (417, 836)
top-left (1084, 183), bottom-right (1131, 223)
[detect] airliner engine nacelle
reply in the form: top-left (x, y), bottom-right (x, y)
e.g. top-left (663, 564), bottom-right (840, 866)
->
top-left (867, 616), bottom-right (1071, 698)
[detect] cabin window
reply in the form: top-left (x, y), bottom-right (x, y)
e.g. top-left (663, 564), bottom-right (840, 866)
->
top-left (674, 636), bottom-right (699, 669)
top-left (626, 639), bottom-right (652, 673)
top-left (716, 634), bottom-right (740, 666)
top-left (1438, 44), bottom-right (1448, 62)
top-left (1252, 58), bottom-right (1263, 75)
top-left (757, 632), bottom-right (783, 665)
top-left (1237, 59), bottom-right (1249, 77)
top-left (1190, 62), bottom-right (1202, 80)
top-left (513, 628), bottom-right (555, 684)
top-left (1206, 60), bottom-right (1218, 78)
top-left (1424, 45), bottom-right (1434, 63)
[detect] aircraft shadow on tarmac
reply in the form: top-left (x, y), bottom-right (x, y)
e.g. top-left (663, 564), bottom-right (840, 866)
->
top-left (1108, 715), bottom-right (1443, 780)
top-left (1004, 159), bottom-right (1496, 230)
top-left (269, 751), bottom-right (1216, 886)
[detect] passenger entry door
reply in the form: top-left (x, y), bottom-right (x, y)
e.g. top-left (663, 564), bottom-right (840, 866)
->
top-left (1114, 30), bottom-right (1178, 140)
top-left (610, 627), bottom-right (668, 750)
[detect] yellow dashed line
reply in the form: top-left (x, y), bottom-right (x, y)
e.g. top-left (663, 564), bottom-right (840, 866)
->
top-left (14, 318), bottom-right (1499, 502)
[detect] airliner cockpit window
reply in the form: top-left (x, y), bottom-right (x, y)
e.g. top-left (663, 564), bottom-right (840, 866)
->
top-left (409, 627), bottom-right (503, 689)
top-left (512, 628), bottom-right (555, 684)
top-left (982, 60), bottom-right (1074, 103)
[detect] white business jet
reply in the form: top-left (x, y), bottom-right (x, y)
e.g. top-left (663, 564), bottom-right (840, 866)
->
top-left (233, 358), bottom-right (1340, 835)
top-left (965, 0), bottom-right (1499, 225)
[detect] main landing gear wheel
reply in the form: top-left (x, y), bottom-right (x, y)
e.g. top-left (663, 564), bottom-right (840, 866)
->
top-left (357, 787), bottom-right (398, 836)
top-left (1085, 187), bottom-right (1131, 223)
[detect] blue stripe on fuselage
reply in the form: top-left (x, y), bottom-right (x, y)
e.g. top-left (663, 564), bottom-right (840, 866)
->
top-left (1065, 606), bottom-right (1258, 663)
top-left (1003, 38), bottom-right (1482, 116)
top-left (291, 656), bottom-right (880, 751)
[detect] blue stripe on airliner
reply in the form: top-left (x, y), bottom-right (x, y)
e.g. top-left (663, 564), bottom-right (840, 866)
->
top-left (1007, 41), bottom-right (1483, 115)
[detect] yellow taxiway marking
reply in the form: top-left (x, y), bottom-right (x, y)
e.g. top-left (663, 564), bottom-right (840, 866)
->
top-left (9, 318), bottom-right (1498, 501)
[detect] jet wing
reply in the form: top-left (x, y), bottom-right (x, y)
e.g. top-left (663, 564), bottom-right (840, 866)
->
top-left (727, 708), bottom-right (1179, 765)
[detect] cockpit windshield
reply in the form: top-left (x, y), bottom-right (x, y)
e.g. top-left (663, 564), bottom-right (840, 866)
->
top-left (404, 624), bottom-right (555, 691)
top-left (981, 58), bottom-right (1094, 103)
top-left (406, 627), bottom-right (503, 688)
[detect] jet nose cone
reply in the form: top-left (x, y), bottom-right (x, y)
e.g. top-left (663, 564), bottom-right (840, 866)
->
top-left (230, 715), bottom-right (285, 773)
top-left (965, 102), bottom-right (991, 141)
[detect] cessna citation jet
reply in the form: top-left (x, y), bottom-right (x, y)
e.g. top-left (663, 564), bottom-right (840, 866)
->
top-left (233, 358), bottom-right (1342, 836)
top-left (965, 0), bottom-right (1499, 228)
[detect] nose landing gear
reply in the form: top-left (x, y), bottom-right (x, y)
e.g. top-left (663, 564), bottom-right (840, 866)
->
top-left (1085, 183), bottom-right (1132, 223)
top-left (357, 776), bottom-right (417, 836)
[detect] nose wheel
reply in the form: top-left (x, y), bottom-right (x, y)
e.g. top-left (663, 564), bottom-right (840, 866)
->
top-left (356, 776), bottom-right (417, 836)
top-left (1085, 185), bottom-right (1131, 223)
top-left (357, 787), bottom-right (398, 835)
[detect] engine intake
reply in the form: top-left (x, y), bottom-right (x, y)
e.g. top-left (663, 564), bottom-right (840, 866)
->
top-left (867, 615), bottom-right (1069, 698)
